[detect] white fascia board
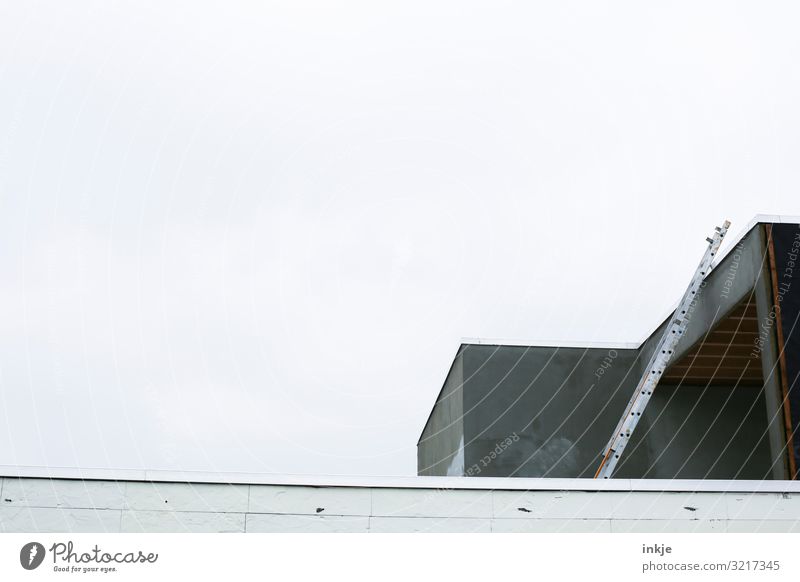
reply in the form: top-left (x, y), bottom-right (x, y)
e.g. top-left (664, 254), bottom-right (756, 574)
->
top-left (2, 465), bottom-right (800, 493)
top-left (461, 337), bottom-right (639, 350)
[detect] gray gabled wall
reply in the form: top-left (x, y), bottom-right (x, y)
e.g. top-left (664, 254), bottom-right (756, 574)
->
top-left (418, 347), bottom-right (464, 476)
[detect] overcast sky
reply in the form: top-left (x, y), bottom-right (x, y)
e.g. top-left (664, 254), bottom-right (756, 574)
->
top-left (1, 1), bottom-right (799, 476)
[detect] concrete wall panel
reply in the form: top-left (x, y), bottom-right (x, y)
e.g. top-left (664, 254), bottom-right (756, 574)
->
top-left (248, 485), bottom-right (370, 516)
top-left (0, 507), bottom-right (121, 532)
top-left (125, 482), bottom-right (248, 513)
top-left (245, 514), bottom-right (370, 533)
top-left (725, 520), bottom-right (800, 533)
top-left (727, 493), bottom-right (800, 520)
top-left (461, 345), bottom-right (642, 478)
top-left (491, 518), bottom-right (610, 532)
top-left (369, 516), bottom-right (490, 533)
top-left (618, 385), bottom-right (772, 480)
top-left (371, 488), bottom-right (492, 518)
top-left (608, 492), bottom-right (727, 520)
top-left (492, 491), bottom-right (613, 519)
top-left (610, 519), bottom-right (724, 533)
top-left (121, 510), bottom-right (245, 533)
top-left (2, 478), bottom-right (125, 510)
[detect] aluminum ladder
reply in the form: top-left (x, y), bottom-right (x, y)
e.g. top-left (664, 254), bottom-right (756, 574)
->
top-left (594, 220), bottom-right (731, 479)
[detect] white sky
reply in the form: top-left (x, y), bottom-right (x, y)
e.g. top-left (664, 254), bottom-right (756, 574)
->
top-left (1, 1), bottom-right (799, 476)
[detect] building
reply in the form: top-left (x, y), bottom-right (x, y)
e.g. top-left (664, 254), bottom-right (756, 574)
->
top-left (3, 215), bottom-right (800, 534)
top-left (419, 216), bottom-right (800, 481)
top-left (1, 466), bottom-right (799, 532)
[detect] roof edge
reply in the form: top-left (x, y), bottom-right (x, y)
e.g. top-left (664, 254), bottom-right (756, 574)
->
top-left (461, 337), bottom-right (640, 349)
top-left (416, 343), bottom-right (465, 446)
top-left (1, 465), bottom-right (798, 493)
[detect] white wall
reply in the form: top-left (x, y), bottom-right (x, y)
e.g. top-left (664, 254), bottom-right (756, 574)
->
top-left (2, 475), bottom-right (800, 533)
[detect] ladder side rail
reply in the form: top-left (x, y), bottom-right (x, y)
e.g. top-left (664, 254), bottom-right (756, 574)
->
top-left (599, 248), bottom-right (710, 456)
top-left (594, 220), bottom-right (730, 479)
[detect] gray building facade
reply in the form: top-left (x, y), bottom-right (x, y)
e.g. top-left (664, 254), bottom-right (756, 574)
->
top-left (419, 217), bottom-right (800, 481)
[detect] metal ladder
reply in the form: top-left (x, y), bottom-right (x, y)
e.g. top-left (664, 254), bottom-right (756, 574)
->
top-left (594, 220), bottom-right (731, 479)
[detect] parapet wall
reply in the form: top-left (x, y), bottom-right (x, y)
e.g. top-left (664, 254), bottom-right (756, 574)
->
top-left (2, 471), bottom-right (799, 533)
